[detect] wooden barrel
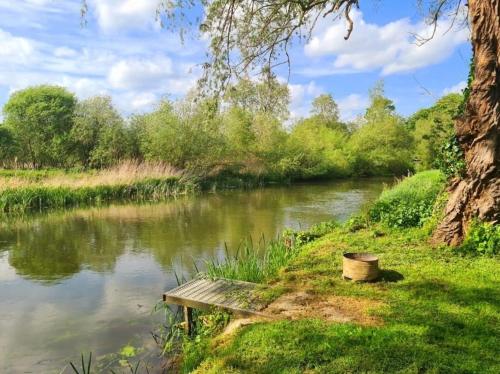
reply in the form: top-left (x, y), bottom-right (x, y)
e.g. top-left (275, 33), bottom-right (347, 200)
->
top-left (342, 253), bottom-right (379, 281)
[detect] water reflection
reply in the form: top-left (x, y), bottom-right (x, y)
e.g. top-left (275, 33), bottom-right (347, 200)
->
top-left (0, 179), bottom-right (388, 372)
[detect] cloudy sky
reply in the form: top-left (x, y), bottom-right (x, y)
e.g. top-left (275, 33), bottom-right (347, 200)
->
top-left (0, 0), bottom-right (471, 121)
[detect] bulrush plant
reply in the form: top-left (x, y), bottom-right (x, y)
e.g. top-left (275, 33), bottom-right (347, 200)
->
top-left (0, 160), bottom-right (196, 214)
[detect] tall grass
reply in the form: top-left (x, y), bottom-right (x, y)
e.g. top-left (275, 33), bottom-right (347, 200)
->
top-left (205, 238), bottom-right (297, 283)
top-left (0, 160), bottom-right (181, 190)
top-left (0, 161), bottom-right (195, 213)
top-left (369, 170), bottom-right (446, 228)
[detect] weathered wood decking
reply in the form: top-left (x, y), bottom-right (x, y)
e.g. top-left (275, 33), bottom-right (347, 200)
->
top-left (163, 277), bottom-right (265, 334)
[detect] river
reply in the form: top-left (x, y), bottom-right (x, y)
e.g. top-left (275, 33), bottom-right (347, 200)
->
top-left (0, 178), bottom-right (389, 373)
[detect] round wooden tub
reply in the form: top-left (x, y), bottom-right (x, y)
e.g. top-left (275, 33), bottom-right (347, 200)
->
top-left (342, 253), bottom-right (379, 281)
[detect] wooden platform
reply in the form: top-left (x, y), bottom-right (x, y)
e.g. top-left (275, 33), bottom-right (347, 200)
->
top-left (163, 277), bottom-right (266, 333)
top-left (163, 277), bottom-right (262, 316)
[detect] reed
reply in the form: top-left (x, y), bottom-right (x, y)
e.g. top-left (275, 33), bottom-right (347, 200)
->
top-left (205, 238), bottom-right (297, 283)
top-left (0, 161), bottom-right (196, 213)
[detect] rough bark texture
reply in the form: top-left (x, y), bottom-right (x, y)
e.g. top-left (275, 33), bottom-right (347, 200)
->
top-left (433, 0), bottom-right (500, 245)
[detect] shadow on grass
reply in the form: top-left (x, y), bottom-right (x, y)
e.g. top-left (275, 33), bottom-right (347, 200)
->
top-left (378, 269), bottom-right (404, 282)
top-left (207, 279), bottom-right (500, 373)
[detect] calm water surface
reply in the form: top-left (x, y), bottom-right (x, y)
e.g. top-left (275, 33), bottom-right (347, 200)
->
top-left (0, 179), bottom-right (388, 373)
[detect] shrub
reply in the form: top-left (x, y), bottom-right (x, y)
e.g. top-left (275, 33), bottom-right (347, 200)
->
top-left (283, 220), bottom-right (339, 247)
top-left (459, 221), bottom-right (499, 256)
top-left (369, 170), bottom-right (446, 228)
top-left (434, 135), bottom-right (466, 179)
top-left (344, 214), bottom-right (369, 232)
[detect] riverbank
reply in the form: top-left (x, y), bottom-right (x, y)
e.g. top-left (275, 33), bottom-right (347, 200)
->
top-left (0, 161), bottom-right (398, 215)
top-left (0, 161), bottom-right (285, 214)
top-left (172, 171), bottom-right (499, 373)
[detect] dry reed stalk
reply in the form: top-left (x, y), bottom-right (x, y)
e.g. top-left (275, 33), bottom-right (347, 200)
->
top-left (0, 160), bottom-right (182, 191)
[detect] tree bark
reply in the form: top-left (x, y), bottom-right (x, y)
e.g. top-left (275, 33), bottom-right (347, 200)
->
top-left (433, 0), bottom-right (500, 245)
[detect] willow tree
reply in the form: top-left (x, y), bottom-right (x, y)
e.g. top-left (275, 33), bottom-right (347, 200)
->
top-left (84, 0), bottom-right (499, 245)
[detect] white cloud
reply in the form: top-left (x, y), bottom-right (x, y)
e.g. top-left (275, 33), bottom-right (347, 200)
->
top-left (303, 9), bottom-right (469, 76)
top-left (108, 57), bottom-right (174, 90)
top-left (0, 29), bottom-right (37, 64)
top-left (130, 92), bottom-right (158, 110)
top-left (288, 81), bottom-right (325, 121)
top-left (337, 94), bottom-right (369, 121)
top-left (442, 80), bottom-right (466, 95)
top-left (53, 46), bottom-right (78, 58)
top-left (89, 0), bottom-right (159, 32)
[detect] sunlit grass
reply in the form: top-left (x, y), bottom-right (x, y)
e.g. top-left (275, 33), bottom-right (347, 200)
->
top-left (205, 239), bottom-right (298, 283)
top-left (0, 161), bottom-right (194, 213)
top-left (193, 224), bottom-right (500, 373)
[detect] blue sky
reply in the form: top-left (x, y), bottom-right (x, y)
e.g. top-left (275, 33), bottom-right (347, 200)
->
top-left (0, 0), bottom-right (471, 122)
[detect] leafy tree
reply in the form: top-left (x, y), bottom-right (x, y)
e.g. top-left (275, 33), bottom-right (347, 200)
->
top-left (71, 95), bottom-right (128, 168)
top-left (311, 94), bottom-right (340, 124)
top-left (124, 0), bottom-right (498, 244)
top-left (251, 112), bottom-right (288, 171)
top-left (348, 84), bottom-right (413, 176)
top-left (0, 125), bottom-right (17, 167)
top-left (409, 93), bottom-right (462, 170)
top-left (224, 73), bottom-right (290, 121)
top-left (364, 81), bottom-right (397, 124)
top-left (3, 85), bottom-right (76, 168)
top-left (221, 106), bottom-right (255, 162)
top-left (289, 117), bottom-right (350, 178)
top-left (309, 93), bottom-right (347, 132)
top-left (136, 98), bottom-right (224, 171)
top-left (89, 119), bottom-right (130, 168)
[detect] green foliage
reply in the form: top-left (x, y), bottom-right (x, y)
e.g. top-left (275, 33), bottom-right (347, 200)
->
top-left (348, 118), bottom-right (413, 176)
top-left (283, 220), bottom-right (339, 247)
top-left (0, 177), bottom-right (188, 213)
top-left (369, 170), bottom-right (446, 228)
top-left (0, 81), bottom-right (464, 185)
top-left (223, 71), bottom-right (290, 121)
top-left (346, 81), bottom-right (414, 176)
top-left (134, 99), bottom-right (224, 171)
top-left (206, 238), bottom-right (297, 283)
top-left (71, 96), bottom-right (130, 168)
top-left (434, 134), bottom-right (466, 178)
top-left (459, 221), bottom-right (500, 256)
top-left (3, 85), bottom-right (76, 168)
top-left (409, 94), bottom-right (462, 171)
top-left (310, 93), bottom-right (340, 125)
top-left (192, 223), bottom-right (499, 373)
top-left (0, 125), bottom-right (17, 166)
top-left (288, 117), bottom-right (350, 178)
top-left (344, 214), bottom-right (369, 232)
top-left (458, 56), bottom-right (475, 116)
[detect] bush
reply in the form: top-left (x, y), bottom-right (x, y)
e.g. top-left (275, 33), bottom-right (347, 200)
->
top-left (283, 220), bottom-right (339, 247)
top-left (369, 170), bottom-right (446, 228)
top-left (459, 221), bottom-right (500, 256)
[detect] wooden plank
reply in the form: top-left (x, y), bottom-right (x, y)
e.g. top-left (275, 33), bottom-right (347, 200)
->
top-left (163, 277), bottom-right (264, 317)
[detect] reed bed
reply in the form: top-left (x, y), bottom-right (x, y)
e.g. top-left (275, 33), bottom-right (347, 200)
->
top-left (205, 238), bottom-right (298, 283)
top-left (0, 160), bottom-right (182, 190)
top-left (0, 161), bottom-right (196, 213)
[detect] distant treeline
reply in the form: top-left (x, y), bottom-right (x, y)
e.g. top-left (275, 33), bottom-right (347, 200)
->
top-left (0, 77), bottom-right (462, 181)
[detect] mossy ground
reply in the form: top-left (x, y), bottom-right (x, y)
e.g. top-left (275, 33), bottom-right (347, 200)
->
top-left (187, 225), bottom-right (499, 373)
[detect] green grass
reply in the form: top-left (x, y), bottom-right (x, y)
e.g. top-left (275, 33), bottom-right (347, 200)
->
top-left (192, 225), bottom-right (499, 373)
top-left (180, 170), bottom-right (499, 373)
top-left (205, 239), bottom-right (298, 283)
top-left (369, 170), bottom-right (446, 227)
top-left (0, 177), bottom-right (194, 213)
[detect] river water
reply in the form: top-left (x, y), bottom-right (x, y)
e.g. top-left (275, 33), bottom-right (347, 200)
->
top-left (0, 179), bottom-right (388, 373)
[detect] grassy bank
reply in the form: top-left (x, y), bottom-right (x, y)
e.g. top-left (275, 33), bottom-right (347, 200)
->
top-left (173, 171), bottom-right (499, 373)
top-left (0, 161), bottom-right (196, 213)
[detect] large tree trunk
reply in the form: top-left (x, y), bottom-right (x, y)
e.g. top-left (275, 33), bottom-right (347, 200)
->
top-left (433, 0), bottom-right (500, 245)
